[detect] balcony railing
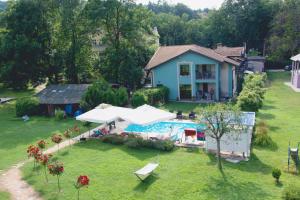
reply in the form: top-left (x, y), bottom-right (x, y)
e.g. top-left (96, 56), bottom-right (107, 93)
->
top-left (195, 71), bottom-right (215, 80)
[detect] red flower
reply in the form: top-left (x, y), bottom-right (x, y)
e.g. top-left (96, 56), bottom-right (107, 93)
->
top-left (75, 175), bottom-right (89, 189)
top-left (39, 154), bottom-right (50, 165)
top-left (27, 145), bottom-right (41, 159)
top-left (48, 162), bottom-right (64, 176)
top-left (51, 134), bottom-right (63, 144)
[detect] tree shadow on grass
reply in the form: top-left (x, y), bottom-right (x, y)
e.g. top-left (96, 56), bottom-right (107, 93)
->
top-left (225, 153), bottom-right (273, 174)
top-left (133, 174), bottom-right (159, 192)
top-left (202, 172), bottom-right (272, 200)
top-left (257, 112), bottom-right (275, 120)
top-left (253, 140), bottom-right (279, 151)
top-left (206, 153), bottom-right (273, 174)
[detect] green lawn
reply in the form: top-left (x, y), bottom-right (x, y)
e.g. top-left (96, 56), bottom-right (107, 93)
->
top-left (0, 87), bottom-right (88, 171)
top-left (21, 72), bottom-right (300, 200)
top-left (0, 191), bottom-right (10, 200)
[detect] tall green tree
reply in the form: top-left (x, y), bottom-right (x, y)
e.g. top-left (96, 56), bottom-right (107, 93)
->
top-left (58, 0), bottom-right (95, 84)
top-left (207, 0), bottom-right (280, 50)
top-left (0, 0), bottom-right (55, 89)
top-left (86, 0), bottom-right (156, 89)
top-left (267, 0), bottom-right (300, 63)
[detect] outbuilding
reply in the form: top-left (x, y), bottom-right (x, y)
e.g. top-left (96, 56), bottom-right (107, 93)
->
top-left (36, 84), bottom-right (90, 116)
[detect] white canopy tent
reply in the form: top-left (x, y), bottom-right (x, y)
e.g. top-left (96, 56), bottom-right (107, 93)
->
top-left (76, 106), bottom-right (132, 124)
top-left (121, 104), bottom-right (176, 125)
top-left (76, 104), bottom-right (176, 125)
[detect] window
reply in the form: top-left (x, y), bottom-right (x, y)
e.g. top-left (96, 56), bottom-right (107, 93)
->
top-left (180, 84), bottom-right (192, 99)
top-left (180, 64), bottom-right (190, 76)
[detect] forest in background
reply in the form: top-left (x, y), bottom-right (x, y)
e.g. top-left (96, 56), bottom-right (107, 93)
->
top-left (0, 0), bottom-right (299, 89)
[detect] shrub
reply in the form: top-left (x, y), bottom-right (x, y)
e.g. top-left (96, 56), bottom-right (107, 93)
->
top-left (101, 134), bottom-right (125, 145)
top-left (131, 92), bottom-right (147, 107)
top-left (131, 86), bottom-right (169, 107)
top-left (81, 78), bottom-right (112, 110)
top-left (125, 137), bottom-right (143, 149)
top-left (272, 168), bottom-right (281, 183)
top-left (283, 185), bottom-right (300, 200)
top-left (153, 140), bottom-right (175, 151)
top-left (15, 97), bottom-right (39, 117)
top-left (254, 125), bottom-right (272, 147)
top-left (115, 87), bottom-right (128, 106)
top-left (237, 73), bottom-right (267, 112)
top-left (54, 109), bottom-right (65, 120)
top-left (237, 89), bottom-right (263, 112)
top-left (104, 89), bottom-right (117, 106)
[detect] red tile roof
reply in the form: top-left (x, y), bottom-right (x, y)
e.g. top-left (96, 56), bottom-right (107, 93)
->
top-left (214, 46), bottom-right (244, 57)
top-left (145, 45), bottom-right (240, 70)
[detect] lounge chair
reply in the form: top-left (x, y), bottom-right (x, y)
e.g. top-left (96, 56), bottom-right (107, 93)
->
top-left (134, 163), bottom-right (159, 181)
top-left (22, 115), bottom-right (30, 122)
top-left (176, 111), bottom-right (183, 119)
top-left (189, 111), bottom-right (196, 119)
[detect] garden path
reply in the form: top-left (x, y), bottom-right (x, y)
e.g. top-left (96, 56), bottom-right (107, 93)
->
top-left (0, 126), bottom-right (102, 200)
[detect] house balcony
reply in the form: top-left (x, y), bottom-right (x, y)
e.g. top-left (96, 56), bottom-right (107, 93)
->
top-left (196, 72), bottom-right (215, 79)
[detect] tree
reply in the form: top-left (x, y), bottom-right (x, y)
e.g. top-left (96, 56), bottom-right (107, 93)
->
top-left (267, 0), bottom-right (300, 63)
top-left (86, 0), bottom-right (156, 89)
top-left (200, 104), bottom-right (243, 170)
top-left (58, 0), bottom-right (95, 84)
top-left (0, 0), bottom-right (55, 89)
top-left (206, 0), bottom-right (280, 50)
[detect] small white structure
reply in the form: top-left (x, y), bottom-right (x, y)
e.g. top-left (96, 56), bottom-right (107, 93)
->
top-left (205, 112), bottom-right (255, 158)
top-left (291, 54), bottom-right (300, 89)
top-left (76, 104), bottom-right (176, 125)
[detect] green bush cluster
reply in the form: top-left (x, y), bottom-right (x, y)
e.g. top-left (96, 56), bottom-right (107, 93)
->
top-left (54, 109), bottom-right (65, 120)
top-left (15, 97), bottom-right (39, 117)
top-left (272, 168), bottom-right (281, 183)
top-left (131, 86), bottom-right (169, 107)
top-left (254, 121), bottom-right (273, 147)
top-left (101, 134), bottom-right (125, 145)
top-left (237, 73), bottom-right (267, 112)
top-left (101, 134), bottom-right (175, 152)
top-left (283, 184), bottom-right (300, 200)
top-left (81, 78), bottom-right (128, 110)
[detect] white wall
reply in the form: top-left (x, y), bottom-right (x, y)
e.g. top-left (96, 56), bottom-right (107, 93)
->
top-left (205, 126), bottom-right (253, 157)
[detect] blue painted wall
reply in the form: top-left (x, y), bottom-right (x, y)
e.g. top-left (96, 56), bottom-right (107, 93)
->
top-left (152, 51), bottom-right (224, 101)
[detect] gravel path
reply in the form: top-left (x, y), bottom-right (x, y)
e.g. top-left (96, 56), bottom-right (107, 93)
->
top-left (0, 126), bottom-right (101, 200)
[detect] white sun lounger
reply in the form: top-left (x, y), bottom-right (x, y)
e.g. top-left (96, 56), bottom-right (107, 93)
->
top-left (134, 163), bottom-right (159, 181)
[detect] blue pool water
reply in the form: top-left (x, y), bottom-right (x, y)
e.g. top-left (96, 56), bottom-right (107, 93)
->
top-left (125, 121), bottom-right (205, 140)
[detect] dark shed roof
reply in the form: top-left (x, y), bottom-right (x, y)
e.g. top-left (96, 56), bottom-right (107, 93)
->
top-left (36, 84), bottom-right (90, 104)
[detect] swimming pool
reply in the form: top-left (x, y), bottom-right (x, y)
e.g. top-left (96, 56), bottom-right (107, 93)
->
top-left (125, 121), bottom-right (206, 140)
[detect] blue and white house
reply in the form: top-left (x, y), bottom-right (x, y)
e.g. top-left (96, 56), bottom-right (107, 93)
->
top-left (145, 44), bottom-right (244, 101)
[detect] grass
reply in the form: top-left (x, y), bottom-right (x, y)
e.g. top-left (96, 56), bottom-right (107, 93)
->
top-left (0, 87), bottom-right (89, 171)
top-left (17, 72), bottom-right (300, 199)
top-left (0, 191), bottom-right (10, 200)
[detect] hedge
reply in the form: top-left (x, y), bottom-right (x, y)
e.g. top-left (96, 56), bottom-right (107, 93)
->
top-left (237, 73), bottom-right (267, 112)
top-left (131, 86), bottom-right (169, 107)
top-left (15, 97), bottom-right (39, 117)
top-left (101, 134), bottom-right (175, 152)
